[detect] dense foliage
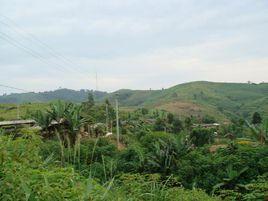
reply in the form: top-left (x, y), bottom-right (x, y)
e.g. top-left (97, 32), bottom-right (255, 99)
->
top-left (0, 96), bottom-right (267, 200)
top-left (1, 81), bottom-right (267, 121)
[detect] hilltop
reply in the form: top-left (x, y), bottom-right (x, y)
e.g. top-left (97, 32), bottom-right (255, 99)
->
top-left (104, 81), bottom-right (268, 120)
top-left (0, 81), bottom-right (267, 120)
top-left (0, 88), bottom-right (108, 103)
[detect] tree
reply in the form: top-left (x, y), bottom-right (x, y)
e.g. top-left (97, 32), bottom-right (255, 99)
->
top-left (31, 110), bottom-right (51, 137)
top-left (202, 115), bottom-right (216, 124)
top-left (252, 112), bottom-right (262, 124)
top-left (190, 128), bottom-right (214, 146)
top-left (154, 118), bottom-right (167, 132)
top-left (167, 113), bottom-right (174, 124)
top-left (48, 100), bottom-right (72, 123)
top-left (172, 118), bottom-right (183, 133)
top-left (246, 120), bottom-right (267, 144)
top-left (212, 165), bottom-right (249, 195)
top-left (64, 104), bottom-right (86, 145)
top-left (82, 93), bottom-right (95, 111)
top-left (88, 93), bottom-right (95, 106)
top-left (184, 117), bottom-right (193, 130)
top-left (141, 108), bottom-right (149, 115)
top-left (141, 132), bottom-right (186, 174)
top-left (46, 101), bottom-right (86, 146)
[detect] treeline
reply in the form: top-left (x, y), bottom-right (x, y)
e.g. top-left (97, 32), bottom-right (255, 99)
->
top-left (0, 88), bottom-right (107, 104)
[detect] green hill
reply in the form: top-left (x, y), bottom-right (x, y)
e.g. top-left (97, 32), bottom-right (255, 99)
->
top-left (103, 81), bottom-right (268, 120)
top-left (0, 88), bottom-right (107, 103)
top-left (0, 81), bottom-right (267, 121)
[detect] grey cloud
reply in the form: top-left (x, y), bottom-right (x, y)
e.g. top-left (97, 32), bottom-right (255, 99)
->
top-left (0, 0), bottom-right (267, 94)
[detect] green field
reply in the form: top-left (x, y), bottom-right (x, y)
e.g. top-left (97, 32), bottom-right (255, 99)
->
top-left (0, 103), bottom-right (49, 120)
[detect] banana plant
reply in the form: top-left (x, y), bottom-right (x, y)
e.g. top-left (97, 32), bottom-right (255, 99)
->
top-left (48, 100), bottom-right (72, 123)
top-left (31, 110), bottom-right (51, 131)
top-left (64, 104), bottom-right (87, 145)
top-left (246, 119), bottom-right (268, 145)
top-left (212, 165), bottom-right (249, 195)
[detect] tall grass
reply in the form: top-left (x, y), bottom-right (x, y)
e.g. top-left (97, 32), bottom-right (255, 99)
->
top-left (56, 132), bottom-right (65, 166)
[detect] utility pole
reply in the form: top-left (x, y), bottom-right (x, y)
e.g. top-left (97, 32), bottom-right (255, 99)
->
top-left (17, 104), bottom-right (20, 119)
top-left (106, 102), bottom-right (109, 133)
top-left (115, 94), bottom-right (120, 149)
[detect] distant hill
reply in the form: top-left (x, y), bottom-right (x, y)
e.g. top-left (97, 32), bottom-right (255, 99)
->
top-left (0, 88), bottom-right (108, 104)
top-left (103, 81), bottom-right (268, 120)
top-left (0, 81), bottom-right (267, 120)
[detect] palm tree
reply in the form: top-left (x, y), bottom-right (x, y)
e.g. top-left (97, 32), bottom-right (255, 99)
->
top-left (64, 104), bottom-right (87, 145)
top-left (32, 110), bottom-right (50, 129)
top-left (31, 101), bottom-right (87, 149)
top-left (31, 110), bottom-right (52, 137)
top-left (246, 120), bottom-right (268, 145)
top-left (147, 135), bottom-right (187, 174)
top-left (212, 165), bottom-right (248, 194)
top-left (38, 100), bottom-right (87, 146)
top-left (48, 100), bottom-right (72, 123)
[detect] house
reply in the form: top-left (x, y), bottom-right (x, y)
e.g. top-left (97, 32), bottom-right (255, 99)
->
top-left (192, 123), bottom-right (220, 129)
top-left (0, 120), bottom-right (36, 128)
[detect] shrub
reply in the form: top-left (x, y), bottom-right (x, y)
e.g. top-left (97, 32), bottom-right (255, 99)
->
top-left (111, 173), bottom-right (219, 201)
top-left (190, 128), bottom-right (214, 146)
top-left (117, 144), bottom-right (145, 172)
top-left (0, 131), bottom-right (105, 200)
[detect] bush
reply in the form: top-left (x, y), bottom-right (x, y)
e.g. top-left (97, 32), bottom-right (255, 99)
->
top-left (117, 144), bottom-right (145, 172)
top-left (0, 131), bottom-right (105, 200)
top-left (190, 128), bottom-right (214, 146)
top-left (202, 115), bottom-right (216, 124)
top-left (111, 173), bottom-right (219, 201)
top-left (140, 132), bottom-right (187, 174)
top-left (176, 144), bottom-right (268, 193)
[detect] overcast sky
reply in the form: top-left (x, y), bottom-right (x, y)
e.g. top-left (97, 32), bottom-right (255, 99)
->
top-left (0, 0), bottom-right (267, 94)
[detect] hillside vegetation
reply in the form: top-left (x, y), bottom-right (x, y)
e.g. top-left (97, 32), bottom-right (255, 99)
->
top-left (105, 81), bottom-right (268, 121)
top-left (0, 89), bottom-right (107, 104)
top-left (0, 100), bottom-right (267, 200)
top-left (0, 81), bottom-right (267, 121)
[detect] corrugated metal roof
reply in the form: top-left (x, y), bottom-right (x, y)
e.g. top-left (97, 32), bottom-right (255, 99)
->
top-left (0, 120), bottom-right (36, 127)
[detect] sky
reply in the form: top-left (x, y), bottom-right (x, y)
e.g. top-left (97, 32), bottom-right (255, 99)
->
top-left (0, 0), bottom-right (268, 94)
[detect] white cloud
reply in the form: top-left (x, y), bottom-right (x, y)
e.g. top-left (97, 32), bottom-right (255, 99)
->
top-left (0, 0), bottom-right (267, 94)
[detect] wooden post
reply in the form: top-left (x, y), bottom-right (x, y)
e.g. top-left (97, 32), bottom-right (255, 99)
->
top-left (116, 98), bottom-right (119, 149)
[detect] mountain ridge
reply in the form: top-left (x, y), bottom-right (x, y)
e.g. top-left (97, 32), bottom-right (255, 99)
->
top-left (0, 81), bottom-right (267, 120)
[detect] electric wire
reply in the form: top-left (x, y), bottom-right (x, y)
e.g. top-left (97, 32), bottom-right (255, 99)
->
top-left (0, 18), bottom-right (89, 77)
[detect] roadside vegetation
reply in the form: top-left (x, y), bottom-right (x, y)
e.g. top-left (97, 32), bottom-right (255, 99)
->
top-left (0, 93), bottom-right (267, 200)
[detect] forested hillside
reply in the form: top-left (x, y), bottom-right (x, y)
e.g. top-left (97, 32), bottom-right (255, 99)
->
top-left (1, 81), bottom-right (267, 121)
top-left (0, 88), bottom-right (107, 103)
top-left (104, 81), bottom-right (268, 120)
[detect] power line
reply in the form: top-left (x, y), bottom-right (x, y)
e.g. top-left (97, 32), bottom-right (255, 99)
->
top-left (0, 19), bottom-right (83, 76)
top-left (0, 84), bottom-right (31, 93)
top-left (0, 15), bottom-right (77, 65)
top-left (0, 15), bottom-right (93, 80)
top-left (0, 32), bottom-right (68, 75)
top-left (0, 30), bottom-right (93, 82)
top-left (0, 84), bottom-right (32, 120)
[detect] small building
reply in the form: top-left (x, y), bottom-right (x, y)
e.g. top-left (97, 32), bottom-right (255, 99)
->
top-left (0, 120), bottom-right (36, 129)
top-left (192, 123), bottom-right (220, 129)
